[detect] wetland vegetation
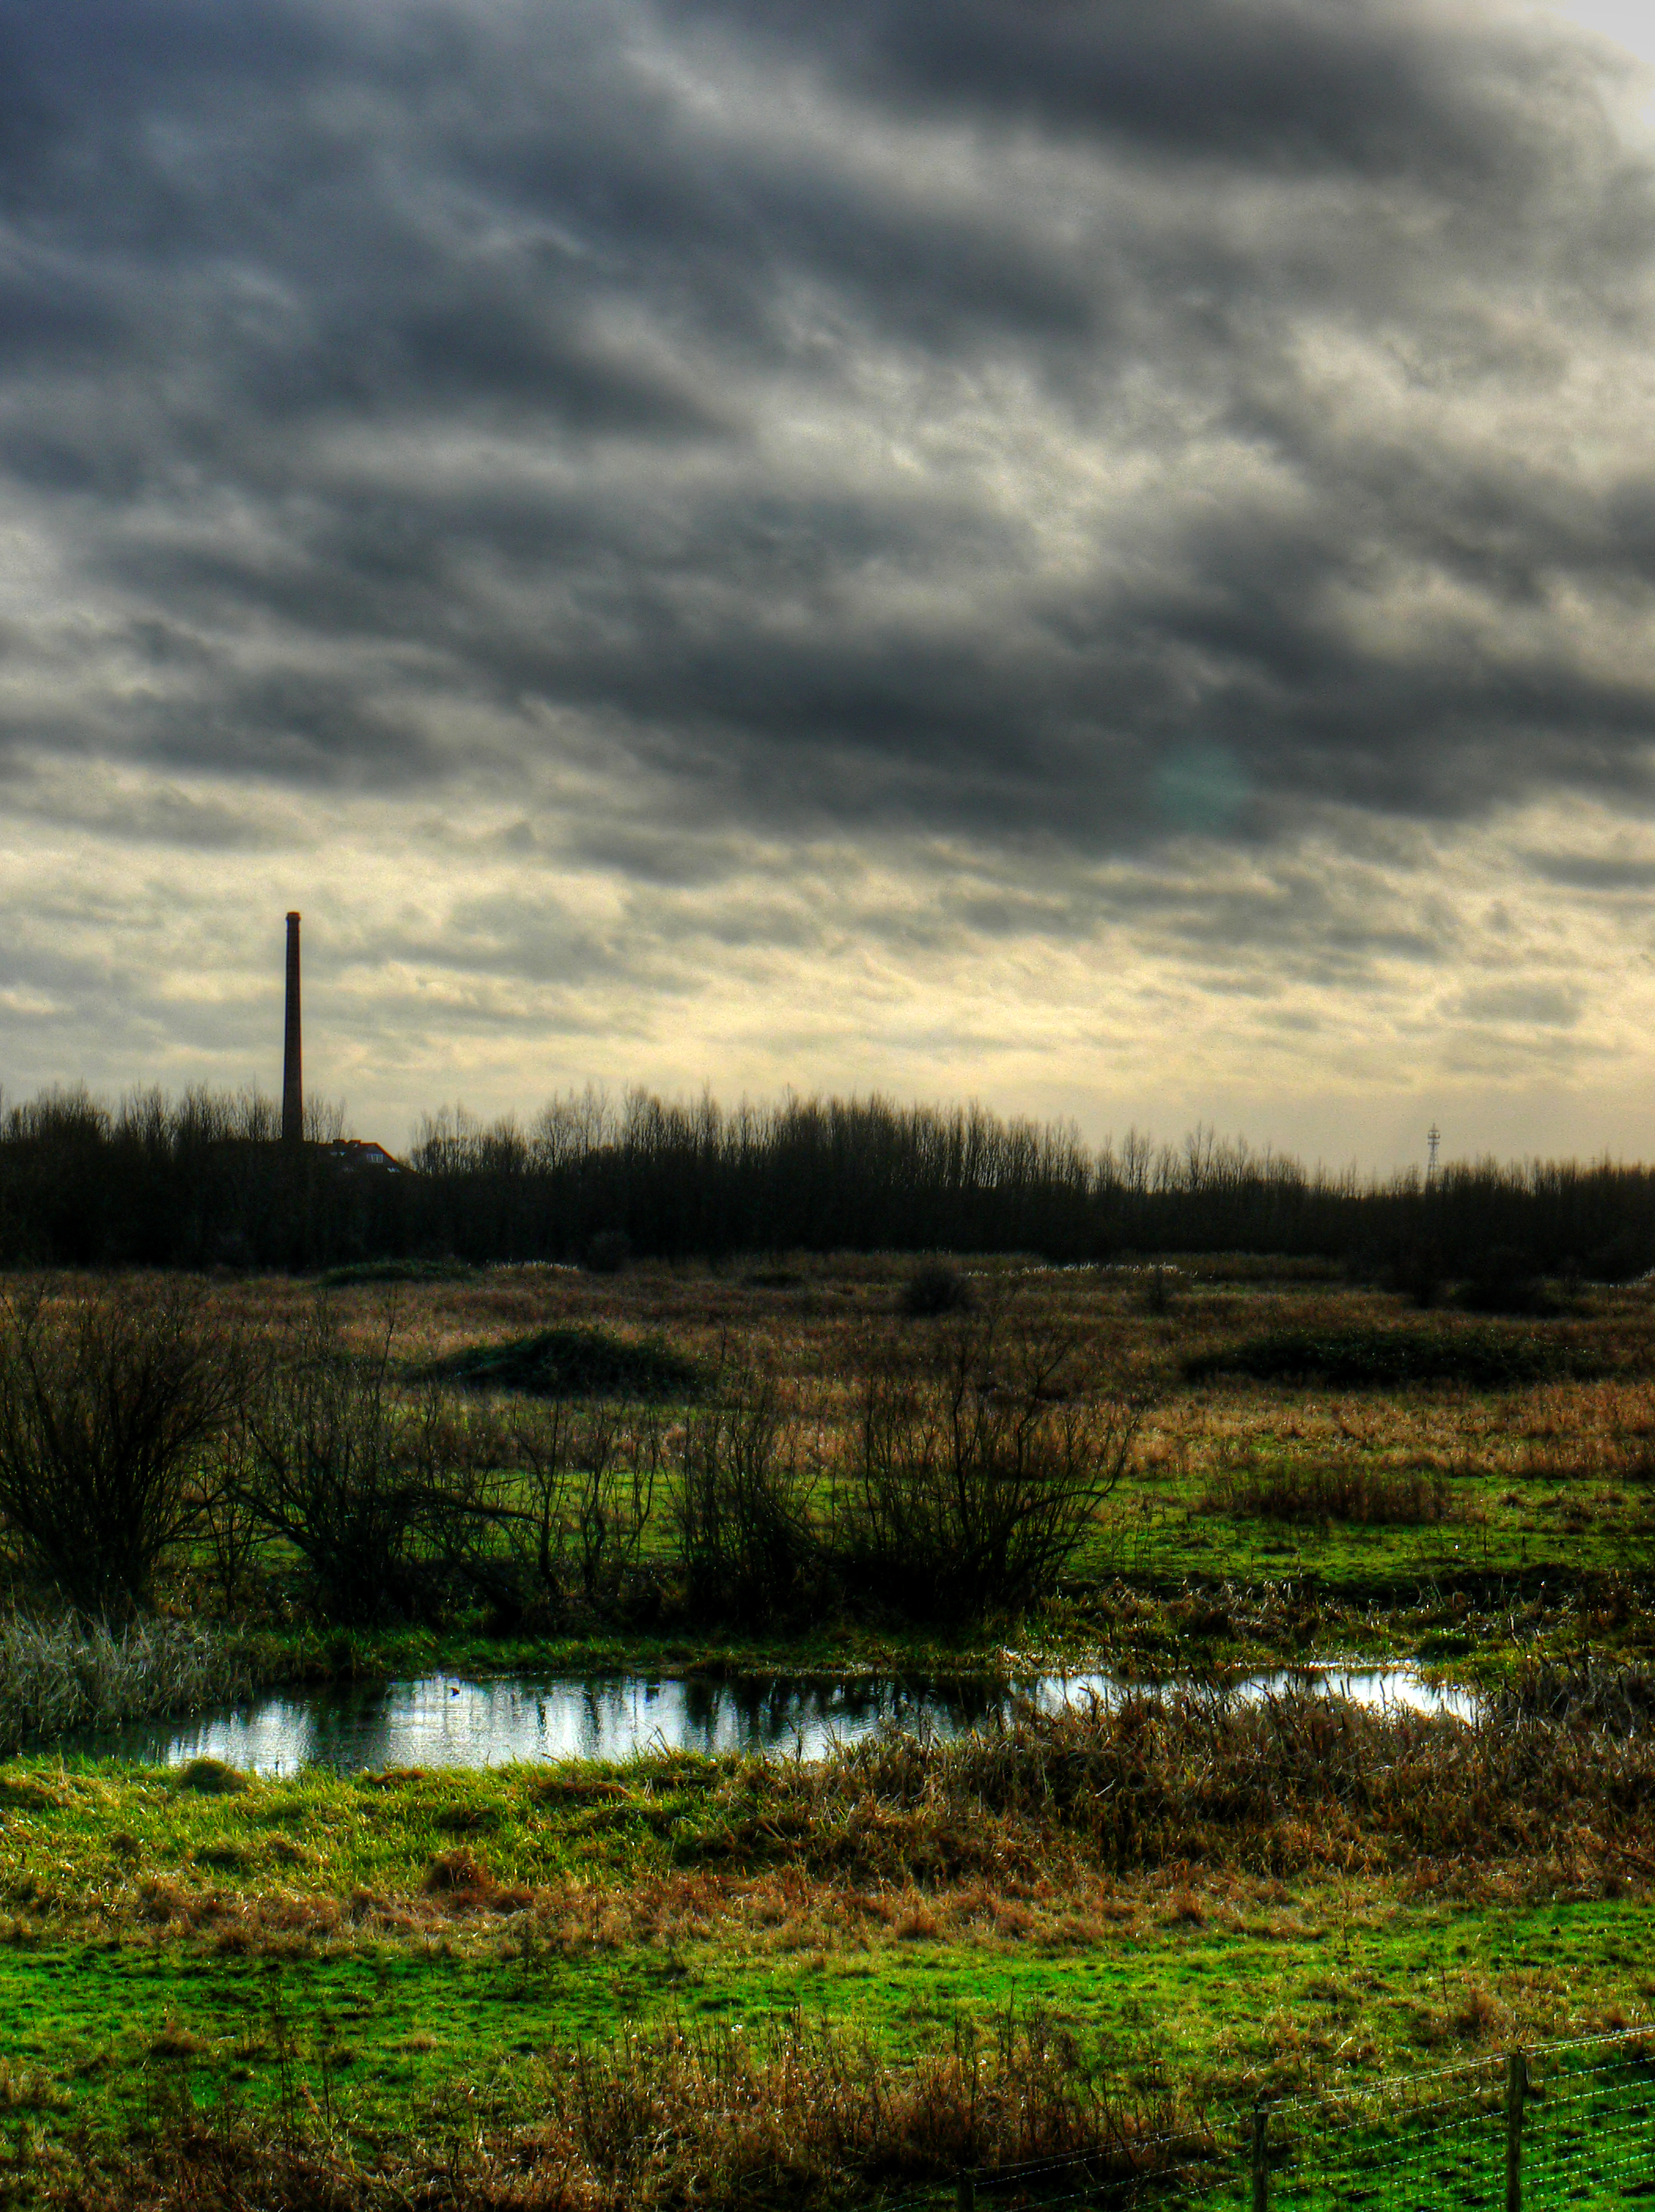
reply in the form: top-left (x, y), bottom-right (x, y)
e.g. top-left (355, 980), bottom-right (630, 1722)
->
top-left (0, 1243), bottom-right (1649, 2204)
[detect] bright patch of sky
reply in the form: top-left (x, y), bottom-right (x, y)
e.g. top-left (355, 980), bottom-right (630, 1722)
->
top-left (1551, 0), bottom-right (1655, 107)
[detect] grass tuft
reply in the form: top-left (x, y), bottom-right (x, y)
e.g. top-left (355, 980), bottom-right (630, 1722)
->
top-left (315, 1258), bottom-right (473, 1287)
top-left (174, 1757), bottom-right (249, 1797)
top-left (1202, 1462), bottom-right (1458, 1525)
top-left (422, 1845), bottom-right (495, 1897)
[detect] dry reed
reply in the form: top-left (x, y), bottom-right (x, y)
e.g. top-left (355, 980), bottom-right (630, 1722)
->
top-left (1201, 1462), bottom-right (1458, 1525)
top-left (52, 2007), bottom-right (1203, 2212)
top-left (681, 1687), bottom-right (1655, 1882)
top-left (0, 1614), bottom-right (249, 1755)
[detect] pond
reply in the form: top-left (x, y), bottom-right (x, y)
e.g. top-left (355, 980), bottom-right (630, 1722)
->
top-left (68, 1664), bottom-right (1481, 1776)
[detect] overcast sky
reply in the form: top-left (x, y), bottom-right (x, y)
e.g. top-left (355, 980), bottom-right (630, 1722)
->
top-left (5, 0), bottom-right (1655, 1168)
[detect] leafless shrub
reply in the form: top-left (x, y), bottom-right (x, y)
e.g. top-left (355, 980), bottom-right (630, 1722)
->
top-left (507, 1398), bottom-right (579, 1597)
top-left (237, 1300), bottom-right (509, 1624)
top-left (508, 1400), bottom-right (661, 1606)
top-left (198, 1420), bottom-right (265, 1615)
top-left (673, 1375), bottom-right (821, 1624)
top-left (0, 1284), bottom-right (239, 1617)
top-left (838, 1309), bottom-right (1147, 1618)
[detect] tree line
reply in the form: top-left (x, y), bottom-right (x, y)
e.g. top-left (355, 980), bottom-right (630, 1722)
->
top-left (0, 1081), bottom-right (1649, 1277)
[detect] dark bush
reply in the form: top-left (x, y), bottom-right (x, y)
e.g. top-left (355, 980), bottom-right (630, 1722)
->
top-left (1387, 1243), bottom-right (1447, 1309)
top-left (840, 1314), bottom-right (1146, 1620)
top-left (434, 1326), bottom-right (699, 1401)
top-left (584, 1229), bottom-right (632, 1275)
top-left (1184, 1325), bottom-right (1599, 1390)
top-left (1454, 1247), bottom-right (1558, 1317)
top-left (901, 1260), bottom-right (974, 1317)
top-left (673, 1378), bottom-right (822, 1624)
top-left (0, 1285), bottom-right (238, 1617)
top-left (1585, 1233), bottom-right (1652, 1284)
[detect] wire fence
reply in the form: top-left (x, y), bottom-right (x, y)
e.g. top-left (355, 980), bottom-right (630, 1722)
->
top-left (934, 2029), bottom-right (1655, 2212)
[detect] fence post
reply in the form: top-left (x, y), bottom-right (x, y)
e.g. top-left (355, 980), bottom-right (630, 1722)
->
top-left (957, 2174), bottom-right (976, 2212)
top-left (1251, 2100), bottom-right (1270, 2212)
top-left (1506, 2049), bottom-right (1528, 2212)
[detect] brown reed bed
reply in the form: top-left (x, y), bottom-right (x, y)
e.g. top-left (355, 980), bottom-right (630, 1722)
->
top-left (1199, 1461), bottom-right (1460, 1526)
top-left (0, 1615), bottom-right (250, 1757)
top-left (676, 1687), bottom-right (1655, 1885)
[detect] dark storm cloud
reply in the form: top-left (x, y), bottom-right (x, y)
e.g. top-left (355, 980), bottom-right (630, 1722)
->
top-left (1, 0), bottom-right (1652, 857)
top-left (676, 0), bottom-right (1604, 187)
top-left (1524, 848), bottom-right (1655, 890)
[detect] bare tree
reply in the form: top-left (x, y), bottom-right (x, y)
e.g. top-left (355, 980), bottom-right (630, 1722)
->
top-left (239, 1299), bottom-right (507, 1624)
top-left (507, 1399), bottom-right (661, 1607)
top-left (841, 1304), bottom-right (1148, 1618)
top-left (0, 1283), bottom-right (238, 1617)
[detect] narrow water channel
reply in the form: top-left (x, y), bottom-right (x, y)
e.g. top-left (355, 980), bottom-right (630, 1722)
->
top-left (65, 1665), bottom-right (1480, 1775)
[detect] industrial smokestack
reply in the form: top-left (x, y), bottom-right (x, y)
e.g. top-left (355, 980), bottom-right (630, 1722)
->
top-left (282, 911), bottom-right (303, 1145)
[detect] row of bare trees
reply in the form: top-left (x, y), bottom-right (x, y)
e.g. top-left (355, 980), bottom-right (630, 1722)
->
top-left (6, 1081), bottom-right (1655, 1276)
top-left (0, 1286), bottom-right (1147, 1628)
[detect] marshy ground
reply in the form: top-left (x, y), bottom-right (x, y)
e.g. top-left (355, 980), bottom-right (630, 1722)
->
top-left (182, 1248), bottom-right (1655, 1620)
top-left (1, 1251), bottom-right (1653, 2205)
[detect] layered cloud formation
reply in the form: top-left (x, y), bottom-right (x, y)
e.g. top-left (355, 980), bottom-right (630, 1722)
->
top-left (2, 0), bottom-right (1654, 1159)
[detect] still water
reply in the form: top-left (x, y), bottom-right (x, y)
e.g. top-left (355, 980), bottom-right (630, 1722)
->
top-left (67, 1665), bottom-right (1480, 1776)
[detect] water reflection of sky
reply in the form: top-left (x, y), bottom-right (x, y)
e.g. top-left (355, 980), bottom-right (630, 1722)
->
top-left (63, 1666), bottom-right (1481, 1778)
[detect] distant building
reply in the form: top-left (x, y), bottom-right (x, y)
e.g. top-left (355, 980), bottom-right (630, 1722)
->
top-left (324, 1139), bottom-right (403, 1174)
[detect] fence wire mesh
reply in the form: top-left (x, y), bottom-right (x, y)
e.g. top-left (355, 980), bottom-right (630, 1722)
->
top-left (941, 2028), bottom-right (1655, 2212)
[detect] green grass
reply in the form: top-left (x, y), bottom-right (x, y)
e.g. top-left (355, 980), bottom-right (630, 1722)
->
top-left (0, 1756), bottom-right (1648, 2151)
top-left (0, 1893), bottom-right (1647, 2127)
top-left (1080, 1475), bottom-right (1655, 1591)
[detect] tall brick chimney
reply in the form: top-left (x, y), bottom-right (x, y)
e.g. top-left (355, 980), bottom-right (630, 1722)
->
top-left (282, 911), bottom-right (303, 1145)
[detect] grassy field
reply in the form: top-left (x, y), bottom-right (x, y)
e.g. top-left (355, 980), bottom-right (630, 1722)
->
top-left (146, 1248), bottom-right (1655, 1666)
top-left (2, 1253), bottom-right (1653, 2204)
top-left (1, 1695), bottom-right (1652, 2199)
